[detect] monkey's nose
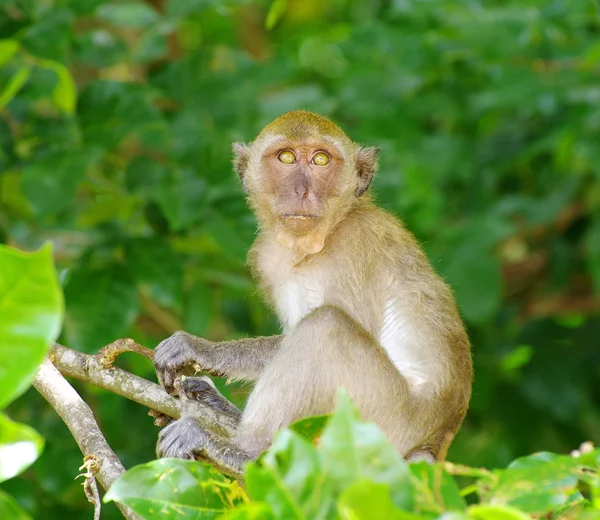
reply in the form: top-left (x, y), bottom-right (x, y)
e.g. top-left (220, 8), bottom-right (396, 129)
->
top-left (294, 183), bottom-right (309, 199)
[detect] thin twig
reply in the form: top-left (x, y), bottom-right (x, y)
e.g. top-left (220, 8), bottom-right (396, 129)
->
top-left (78, 455), bottom-right (102, 520)
top-left (32, 359), bottom-right (140, 520)
top-left (97, 338), bottom-right (154, 368)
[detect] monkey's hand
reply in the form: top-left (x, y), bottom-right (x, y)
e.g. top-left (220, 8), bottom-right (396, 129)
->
top-left (154, 331), bottom-right (212, 394)
top-left (156, 416), bottom-right (209, 460)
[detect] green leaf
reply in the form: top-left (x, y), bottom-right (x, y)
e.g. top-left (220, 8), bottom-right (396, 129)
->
top-left (490, 452), bottom-right (582, 514)
top-left (0, 40), bottom-right (20, 67)
top-left (409, 461), bottom-right (466, 513)
top-left (500, 345), bottom-right (534, 373)
top-left (0, 67), bottom-right (31, 111)
top-left (216, 502), bottom-right (274, 519)
top-left (38, 60), bottom-right (77, 114)
top-left (154, 168), bottom-right (207, 231)
top-left (338, 480), bottom-right (425, 519)
top-left (442, 243), bottom-right (502, 324)
top-left (467, 504), bottom-right (530, 520)
top-left (319, 390), bottom-right (414, 511)
top-left (0, 489), bottom-right (31, 520)
top-left (289, 415), bottom-right (330, 443)
top-left (0, 244), bottom-right (63, 409)
top-left (104, 458), bottom-right (244, 519)
top-left (63, 265), bottom-right (139, 353)
top-left (247, 429), bottom-right (332, 519)
top-left (184, 281), bottom-right (216, 337)
top-left (126, 237), bottom-right (182, 311)
top-left (21, 150), bottom-right (99, 217)
top-left (125, 157), bottom-right (168, 196)
top-left (78, 80), bottom-right (166, 150)
top-left (0, 413), bottom-right (44, 482)
top-left (265, 0), bottom-right (287, 30)
top-left (96, 2), bottom-right (160, 28)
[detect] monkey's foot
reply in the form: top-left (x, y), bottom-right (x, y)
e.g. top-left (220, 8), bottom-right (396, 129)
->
top-left (156, 416), bottom-right (209, 459)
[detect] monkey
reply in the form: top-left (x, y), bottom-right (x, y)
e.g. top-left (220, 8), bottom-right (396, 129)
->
top-left (153, 110), bottom-right (472, 479)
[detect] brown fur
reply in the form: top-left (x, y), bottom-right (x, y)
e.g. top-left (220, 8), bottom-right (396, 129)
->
top-left (154, 110), bottom-right (472, 473)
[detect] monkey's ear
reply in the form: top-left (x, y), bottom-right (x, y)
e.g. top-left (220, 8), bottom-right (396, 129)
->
top-left (232, 142), bottom-right (250, 186)
top-left (355, 146), bottom-right (380, 197)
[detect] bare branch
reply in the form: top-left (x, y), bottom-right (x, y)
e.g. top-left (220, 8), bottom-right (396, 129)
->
top-left (49, 342), bottom-right (238, 438)
top-left (97, 338), bottom-right (155, 368)
top-left (32, 359), bottom-right (140, 520)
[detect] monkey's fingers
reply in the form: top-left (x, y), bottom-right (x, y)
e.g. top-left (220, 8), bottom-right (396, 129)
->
top-left (156, 368), bottom-right (178, 395)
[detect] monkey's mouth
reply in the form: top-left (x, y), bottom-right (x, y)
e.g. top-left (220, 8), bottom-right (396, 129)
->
top-left (279, 213), bottom-right (322, 233)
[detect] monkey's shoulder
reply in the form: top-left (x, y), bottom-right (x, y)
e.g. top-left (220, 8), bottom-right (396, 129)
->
top-left (330, 202), bottom-right (428, 266)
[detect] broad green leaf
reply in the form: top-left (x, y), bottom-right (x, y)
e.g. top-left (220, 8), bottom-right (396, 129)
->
top-left (21, 150), bottom-right (99, 217)
top-left (467, 504), bottom-right (530, 520)
top-left (338, 480), bottom-right (424, 520)
top-left (289, 415), bottom-right (330, 443)
top-left (319, 391), bottom-right (414, 510)
top-left (0, 489), bottom-right (31, 520)
top-left (409, 461), bottom-right (466, 513)
top-left (0, 413), bottom-right (44, 482)
top-left (0, 67), bottom-right (31, 111)
top-left (247, 429), bottom-right (334, 519)
top-left (154, 168), bottom-right (207, 231)
top-left (245, 464), bottom-right (305, 520)
top-left (104, 458), bottom-right (244, 519)
top-left (63, 265), bottom-right (139, 353)
top-left (490, 452), bottom-right (582, 514)
top-left (0, 40), bottom-right (19, 67)
top-left (0, 244), bottom-right (63, 409)
top-left (216, 502), bottom-right (274, 519)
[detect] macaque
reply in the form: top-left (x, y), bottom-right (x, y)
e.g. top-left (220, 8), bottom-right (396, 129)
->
top-left (154, 110), bottom-right (472, 478)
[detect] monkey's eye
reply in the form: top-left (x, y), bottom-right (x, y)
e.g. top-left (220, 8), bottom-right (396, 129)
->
top-left (312, 152), bottom-right (330, 166)
top-left (278, 151), bottom-right (296, 164)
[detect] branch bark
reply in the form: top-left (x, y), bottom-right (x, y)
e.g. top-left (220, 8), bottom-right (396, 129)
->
top-left (32, 359), bottom-right (140, 520)
top-left (49, 342), bottom-right (238, 438)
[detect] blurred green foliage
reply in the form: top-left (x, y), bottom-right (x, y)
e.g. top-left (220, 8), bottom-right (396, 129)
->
top-left (104, 395), bottom-right (600, 519)
top-left (1, 0), bottom-right (599, 518)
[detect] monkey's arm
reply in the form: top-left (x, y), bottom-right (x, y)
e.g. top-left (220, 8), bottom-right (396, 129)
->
top-left (154, 331), bottom-right (282, 392)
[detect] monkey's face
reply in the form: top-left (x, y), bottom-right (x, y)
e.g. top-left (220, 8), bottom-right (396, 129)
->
top-left (259, 139), bottom-right (346, 234)
top-left (232, 111), bottom-right (379, 249)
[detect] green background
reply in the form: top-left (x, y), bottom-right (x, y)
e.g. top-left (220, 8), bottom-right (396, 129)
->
top-left (1, 0), bottom-right (599, 518)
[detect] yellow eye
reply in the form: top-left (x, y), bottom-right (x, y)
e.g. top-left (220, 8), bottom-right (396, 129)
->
top-left (278, 150), bottom-right (296, 164)
top-left (312, 152), bottom-right (330, 166)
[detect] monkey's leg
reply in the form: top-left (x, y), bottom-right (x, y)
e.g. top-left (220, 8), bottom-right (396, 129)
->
top-left (181, 376), bottom-right (241, 427)
top-left (154, 332), bottom-right (282, 392)
top-left (235, 305), bottom-right (433, 459)
top-left (156, 416), bottom-right (249, 480)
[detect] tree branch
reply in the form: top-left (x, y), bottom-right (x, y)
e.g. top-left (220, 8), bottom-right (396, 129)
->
top-left (49, 342), bottom-right (238, 438)
top-left (32, 359), bottom-right (140, 520)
